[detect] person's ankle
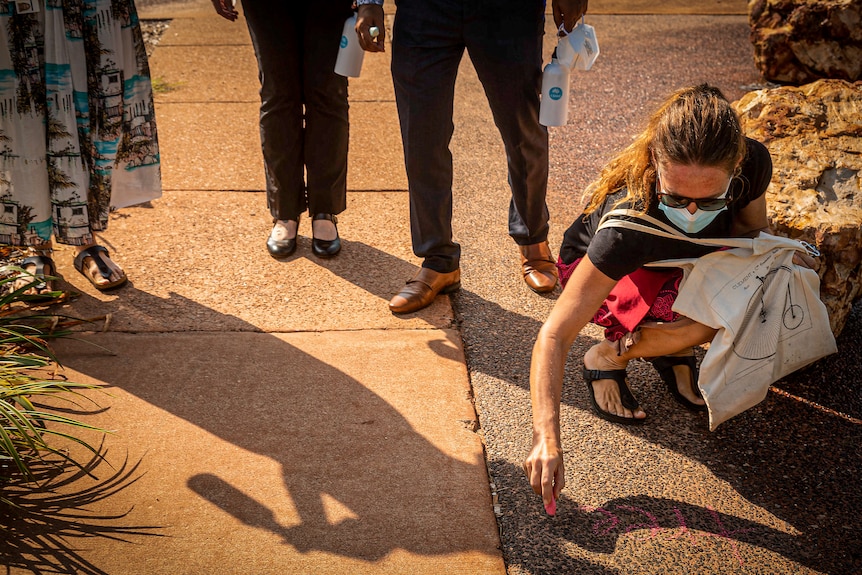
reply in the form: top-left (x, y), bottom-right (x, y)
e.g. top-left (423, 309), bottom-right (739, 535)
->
top-left (585, 341), bottom-right (628, 371)
top-left (311, 218), bottom-right (336, 241)
top-left (272, 220), bottom-right (298, 240)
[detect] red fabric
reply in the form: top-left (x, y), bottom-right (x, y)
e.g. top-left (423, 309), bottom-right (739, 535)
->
top-left (556, 257), bottom-right (684, 342)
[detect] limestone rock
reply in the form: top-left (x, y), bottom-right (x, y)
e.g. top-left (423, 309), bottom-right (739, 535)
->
top-left (749, 0), bottom-right (862, 84)
top-left (734, 79), bottom-right (862, 336)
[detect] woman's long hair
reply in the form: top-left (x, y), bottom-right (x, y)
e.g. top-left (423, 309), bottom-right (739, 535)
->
top-left (583, 84), bottom-right (747, 214)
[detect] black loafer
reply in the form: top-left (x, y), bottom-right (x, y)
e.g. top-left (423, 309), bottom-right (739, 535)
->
top-left (311, 213), bottom-right (341, 258)
top-left (267, 218), bottom-right (298, 259)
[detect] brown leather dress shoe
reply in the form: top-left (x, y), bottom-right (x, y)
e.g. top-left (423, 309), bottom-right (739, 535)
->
top-left (389, 268), bottom-right (461, 314)
top-left (520, 241), bottom-right (558, 293)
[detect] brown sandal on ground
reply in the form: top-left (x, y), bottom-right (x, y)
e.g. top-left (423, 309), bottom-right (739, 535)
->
top-left (73, 245), bottom-right (128, 291)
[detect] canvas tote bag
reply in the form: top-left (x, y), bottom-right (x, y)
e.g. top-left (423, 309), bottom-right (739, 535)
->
top-left (597, 210), bottom-right (836, 430)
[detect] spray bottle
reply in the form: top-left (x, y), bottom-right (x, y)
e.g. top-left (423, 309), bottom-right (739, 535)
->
top-left (335, 13), bottom-right (364, 77)
top-left (539, 52), bottom-right (570, 127)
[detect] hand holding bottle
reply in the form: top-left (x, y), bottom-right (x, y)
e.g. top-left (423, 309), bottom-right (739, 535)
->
top-left (357, 4), bottom-right (386, 52)
top-left (552, 0), bottom-right (589, 34)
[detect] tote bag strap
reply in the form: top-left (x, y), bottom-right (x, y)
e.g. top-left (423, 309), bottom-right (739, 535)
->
top-left (596, 208), bottom-right (758, 250)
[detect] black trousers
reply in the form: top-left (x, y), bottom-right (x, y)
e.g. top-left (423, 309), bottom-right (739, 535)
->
top-left (243, 1), bottom-right (353, 221)
top-left (391, 0), bottom-right (550, 273)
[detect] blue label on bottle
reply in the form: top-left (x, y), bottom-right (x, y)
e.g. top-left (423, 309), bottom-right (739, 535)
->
top-left (549, 87), bottom-right (563, 100)
top-left (341, 36), bottom-right (349, 49)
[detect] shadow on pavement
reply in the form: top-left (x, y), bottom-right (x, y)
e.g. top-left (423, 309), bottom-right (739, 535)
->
top-left (50, 297), bottom-right (486, 561)
top-left (26, 240), bottom-right (504, 571)
top-left (0, 449), bottom-right (161, 575)
top-left (497, 449), bottom-right (860, 573)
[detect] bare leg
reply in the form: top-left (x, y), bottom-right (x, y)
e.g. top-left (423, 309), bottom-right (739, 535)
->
top-left (620, 321), bottom-right (717, 361)
top-left (624, 321), bottom-right (716, 406)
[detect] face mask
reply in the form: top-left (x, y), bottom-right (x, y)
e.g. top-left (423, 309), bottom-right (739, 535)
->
top-left (658, 201), bottom-right (727, 233)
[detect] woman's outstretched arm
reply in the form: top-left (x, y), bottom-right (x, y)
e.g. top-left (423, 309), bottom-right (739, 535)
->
top-left (524, 255), bottom-right (617, 512)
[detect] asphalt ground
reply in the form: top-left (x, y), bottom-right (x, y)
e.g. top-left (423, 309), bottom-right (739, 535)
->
top-left (451, 11), bottom-right (862, 575)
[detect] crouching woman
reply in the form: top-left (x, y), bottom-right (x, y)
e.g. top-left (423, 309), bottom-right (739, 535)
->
top-left (522, 84), bottom-right (824, 513)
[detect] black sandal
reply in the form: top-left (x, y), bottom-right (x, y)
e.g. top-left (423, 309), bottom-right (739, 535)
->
top-left (73, 245), bottom-right (128, 291)
top-left (582, 367), bottom-right (646, 425)
top-left (16, 255), bottom-right (59, 302)
top-left (649, 355), bottom-right (707, 412)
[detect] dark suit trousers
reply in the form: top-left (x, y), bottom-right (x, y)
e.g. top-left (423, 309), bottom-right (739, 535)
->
top-left (391, 0), bottom-right (550, 273)
top-left (244, 1), bottom-right (353, 221)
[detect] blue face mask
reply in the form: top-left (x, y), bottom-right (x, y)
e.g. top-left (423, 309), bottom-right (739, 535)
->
top-left (658, 201), bottom-right (727, 233)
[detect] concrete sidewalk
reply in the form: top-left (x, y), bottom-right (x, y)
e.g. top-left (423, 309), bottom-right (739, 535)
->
top-left (5, 1), bottom-right (860, 574)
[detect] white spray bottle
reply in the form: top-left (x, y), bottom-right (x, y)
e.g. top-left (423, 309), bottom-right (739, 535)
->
top-left (334, 13), bottom-right (364, 77)
top-left (539, 54), bottom-right (570, 127)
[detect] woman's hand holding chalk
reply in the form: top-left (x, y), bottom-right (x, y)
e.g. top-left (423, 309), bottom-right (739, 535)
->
top-left (369, 26), bottom-right (380, 39)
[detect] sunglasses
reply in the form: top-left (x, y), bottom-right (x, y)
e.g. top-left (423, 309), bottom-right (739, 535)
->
top-left (656, 175), bottom-right (733, 211)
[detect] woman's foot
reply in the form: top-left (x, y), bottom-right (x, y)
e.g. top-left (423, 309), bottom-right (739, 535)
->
top-left (650, 349), bottom-right (707, 411)
top-left (583, 341), bottom-right (647, 422)
top-left (74, 244), bottom-right (128, 290)
top-left (267, 218), bottom-right (299, 259)
top-left (311, 214), bottom-right (337, 241)
top-left (311, 213), bottom-right (341, 258)
top-left (12, 254), bottom-right (57, 300)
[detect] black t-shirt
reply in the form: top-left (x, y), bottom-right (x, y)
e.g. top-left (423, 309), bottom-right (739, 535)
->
top-left (559, 138), bottom-right (773, 280)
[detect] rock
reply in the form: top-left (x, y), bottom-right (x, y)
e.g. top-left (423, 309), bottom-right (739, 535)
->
top-left (749, 0), bottom-right (862, 84)
top-left (734, 79), bottom-right (862, 337)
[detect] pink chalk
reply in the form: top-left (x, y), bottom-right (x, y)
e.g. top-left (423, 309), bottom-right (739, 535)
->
top-left (545, 495), bottom-right (557, 516)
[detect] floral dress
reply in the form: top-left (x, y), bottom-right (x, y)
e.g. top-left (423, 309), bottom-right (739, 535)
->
top-left (0, 0), bottom-right (160, 249)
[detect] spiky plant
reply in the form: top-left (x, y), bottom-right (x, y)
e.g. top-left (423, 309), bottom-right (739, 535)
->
top-left (0, 265), bottom-right (108, 501)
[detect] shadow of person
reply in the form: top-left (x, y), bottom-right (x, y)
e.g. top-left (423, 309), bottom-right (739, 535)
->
top-left (550, 493), bottom-right (807, 566)
top-left (493, 458), bottom-right (859, 574)
top-left (49, 283), bottom-right (497, 563)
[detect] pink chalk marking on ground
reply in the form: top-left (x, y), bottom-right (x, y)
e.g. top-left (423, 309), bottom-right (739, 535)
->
top-left (702, 505), bottom-right (754, 566)
top-left (585, 506), bottom-right (619, 536)
top-left (617, 505), bottom-right (661, 540)
top-left (578, 504), bottom-right (756, 566)
top-left (669, 507), bottom-right (701, 546)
